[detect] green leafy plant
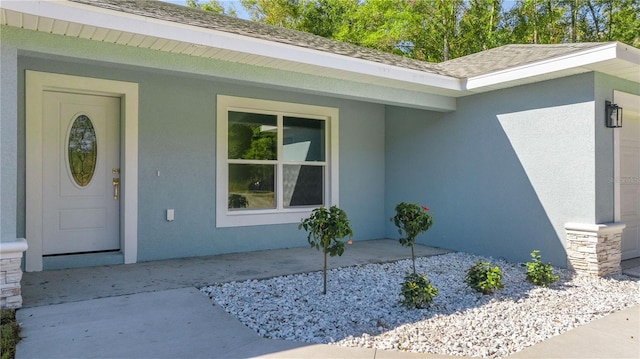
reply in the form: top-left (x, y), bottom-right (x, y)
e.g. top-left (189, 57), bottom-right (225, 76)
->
top-left (299, 205), bottom-right (353, 294)
top-left (524, 250), bottom-right (558, 286)
top-left (392, 203), bottom-right (438, 308)
top-left (400, 272), bottom-right (438, 309)
top-left (465, 261), bottom-right (504, 294)
top-left (228, 194), bottom-right (249, 208)
top-left (1, 309), bottom-right (20, 359)
top-left (391, 202), bottom-right (433, 274)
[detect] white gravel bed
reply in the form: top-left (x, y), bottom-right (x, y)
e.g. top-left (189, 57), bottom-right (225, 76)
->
top-left (201, 252), bottom-right (639, 358)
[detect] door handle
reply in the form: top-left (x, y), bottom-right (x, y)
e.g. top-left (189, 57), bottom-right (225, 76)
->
top-left (112, 178), bottom-right (120, 200)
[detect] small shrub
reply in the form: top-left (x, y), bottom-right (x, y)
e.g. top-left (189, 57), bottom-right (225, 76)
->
top-left (465, 261), bottom-right (504, 294)
top-left (1, 309), bottom-right (20, 359)
top-left (524, 250), bottom-right (558, 286)
top-left (400, 272), bottom-right (438, 309)
top-left (228, 194), bottom-right (249, 208)
top-left (299, 205), bottom-right (353, 295)
top-left (391, 202), bottom-right (433, 274)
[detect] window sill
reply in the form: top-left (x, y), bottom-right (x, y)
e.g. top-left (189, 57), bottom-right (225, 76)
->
top-left (216, 208), bottom-right (315, 228)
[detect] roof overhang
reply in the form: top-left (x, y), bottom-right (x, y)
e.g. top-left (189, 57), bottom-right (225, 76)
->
top-left (1, 0), bottom-right (638, 109)
top-left (464, 42), bottom-right (640, 93)
top-left (0, 0), bottom-right (461, 111)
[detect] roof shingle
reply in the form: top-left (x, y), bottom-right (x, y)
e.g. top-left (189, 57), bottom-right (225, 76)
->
top-left (70, 0), bottom-right (447, 74)
top-left (438, 43), bottom-right (611, 78)
top-left (70, 0), bottom-right (618, 80)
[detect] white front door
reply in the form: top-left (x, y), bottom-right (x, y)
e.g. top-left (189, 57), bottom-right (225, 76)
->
top-left (41, 91), bottom-right (121, 255)
top-left (616, 91), bottom-right (640, 260)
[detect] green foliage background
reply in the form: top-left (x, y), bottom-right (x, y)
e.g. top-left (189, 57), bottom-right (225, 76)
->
top-left (188, 0), bottom-right (639, 62)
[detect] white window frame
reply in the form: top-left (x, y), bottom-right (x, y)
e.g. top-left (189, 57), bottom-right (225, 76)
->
top-left (216, 95), bottom-right (339, 227)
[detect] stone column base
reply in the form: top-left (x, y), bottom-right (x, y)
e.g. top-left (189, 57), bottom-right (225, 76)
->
top-left (0, 238), bottom-right (28, 309)
top-left (565, 223), bottom-right (625, 277)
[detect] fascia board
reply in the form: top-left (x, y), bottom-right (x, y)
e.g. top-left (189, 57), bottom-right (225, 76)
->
top-left (2, 0), bottom-right (463, 92)
top-left (465, 43), bottom-right (631, 91)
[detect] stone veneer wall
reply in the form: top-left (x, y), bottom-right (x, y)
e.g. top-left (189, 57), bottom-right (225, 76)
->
top-left (0, 239), bottom-right (28, 309)
top-left (565, 223), bottom-right (625, 277)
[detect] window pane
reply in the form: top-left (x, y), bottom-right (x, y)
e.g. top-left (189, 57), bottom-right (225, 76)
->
top-left (68, 114), bottom-right (97, 187)
top-left (283, 165), bottom-right (324, 207)
top-left (229, 164), bottom-right (275, 210)
top-left (228, 112), bottom-right (277, 160)
top-left (283, 117), bottom-right (325, 162)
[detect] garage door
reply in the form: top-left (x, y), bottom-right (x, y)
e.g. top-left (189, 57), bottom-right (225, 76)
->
top-left (615, 91), bottom-right (640, 260)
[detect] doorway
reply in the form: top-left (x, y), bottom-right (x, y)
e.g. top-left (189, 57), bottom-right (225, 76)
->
top-left (26, 71), bottom-right (139, 271)
top-left (614, 91), bottom-right (640, 260)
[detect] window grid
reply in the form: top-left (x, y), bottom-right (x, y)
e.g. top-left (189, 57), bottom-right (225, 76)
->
top-left (228, 113), bottom-right (328, 212)
top-left (216, 95), bottom-right (339, 228)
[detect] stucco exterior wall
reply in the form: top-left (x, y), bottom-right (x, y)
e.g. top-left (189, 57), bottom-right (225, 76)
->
top-left (4, 25), bottom-right (636, 269)
top-left (593, 73), bottom-right (640, 224)
top-left (10, 32), bottom-right (386, 263)
top-left (385, 73), bottom-right (600, 266)
top-left (1, 43), bottom-right (18, 243)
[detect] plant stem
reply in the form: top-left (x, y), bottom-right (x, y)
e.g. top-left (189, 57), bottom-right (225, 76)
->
top-left (411, 245), bottom-right (416, 274)
top-left (323, 250), bottom-right (327, 295)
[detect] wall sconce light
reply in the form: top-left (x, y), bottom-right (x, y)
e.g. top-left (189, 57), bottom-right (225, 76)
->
top-left (605, 101), bottom-right (623, 128)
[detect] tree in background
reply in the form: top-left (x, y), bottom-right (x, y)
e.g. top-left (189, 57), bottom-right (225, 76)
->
top-left (403, 0), bottom-right (465, 61)
top-left (459, 0), bottom-right (505, 53)
top-left (334, 0), bottom-right (412, 56)
top-left (241, 0), bottom-right (302, 27)
top-left (297, 0), bottom-right (358, 38)
top-left (506, 0), bottom-right (566, 44)
top-left (186, 0), bottom-right (237, 16)
top-left (602, 0), bottom-right (640, 46)
top-left (504, 0), bottom-right (639, 46)
top-left (186, 0), bottom-right (639, 61)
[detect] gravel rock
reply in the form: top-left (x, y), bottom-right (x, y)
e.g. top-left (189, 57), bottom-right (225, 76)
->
top-left (201, 252), bottom-right (639, 358)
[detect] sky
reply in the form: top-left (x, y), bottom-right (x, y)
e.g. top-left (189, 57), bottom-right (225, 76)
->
top-left (161, 0), bottom-right (250, 19)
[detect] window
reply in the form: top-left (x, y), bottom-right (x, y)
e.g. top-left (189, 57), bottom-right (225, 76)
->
top-left (67, 114), bottom-right (97, 187)
top-left (216, 95), bottom-right (339, 227)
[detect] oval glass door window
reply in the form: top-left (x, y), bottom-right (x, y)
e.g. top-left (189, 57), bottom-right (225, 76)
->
top-left (68, 114), bottom-right (97, 187)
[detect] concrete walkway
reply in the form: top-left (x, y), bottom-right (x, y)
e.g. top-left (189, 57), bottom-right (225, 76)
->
top-left (15, 240), bottom-right (640, 358)
top-left (19, 239), bottom-right (451, 307)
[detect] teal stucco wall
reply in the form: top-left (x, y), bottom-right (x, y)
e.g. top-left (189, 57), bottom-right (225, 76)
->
top-left (385, 73), bottom-right (609, 266)
top-left (593, 73), bottom-right (640, 224)
top-left (16, 55), bottom-right (386, 262)
top-left (1, 43), bottom-right (18, 243)
top-left (5, 26), bottom-right (636, 268)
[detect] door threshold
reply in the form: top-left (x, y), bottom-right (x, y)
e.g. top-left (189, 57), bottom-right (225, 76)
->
top-left (43, 251), bottom-right (124, 271)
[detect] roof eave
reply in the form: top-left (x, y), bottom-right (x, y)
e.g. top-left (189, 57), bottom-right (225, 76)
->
top-left (0, 0), bottom-right (463, 95)
top-left (3, 1), bottom-right (637, 104)
top-left (464, 42), bottom-right (640, 93)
